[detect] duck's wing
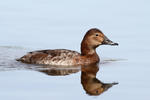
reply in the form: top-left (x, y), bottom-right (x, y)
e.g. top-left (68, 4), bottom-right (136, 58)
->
top-left (17, 49), bottom-right (80, 66)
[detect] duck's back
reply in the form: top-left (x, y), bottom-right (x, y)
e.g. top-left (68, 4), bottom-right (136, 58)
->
top-left (17, 49), bottom-right (81, 66)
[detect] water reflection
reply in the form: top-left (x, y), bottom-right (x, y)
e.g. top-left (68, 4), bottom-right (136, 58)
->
top-left (35, 63), bottom-right (118, 96)
top-left (81, 63), bottom-right (118, 96)
top-left (38, 66), bottom-right (80, 76)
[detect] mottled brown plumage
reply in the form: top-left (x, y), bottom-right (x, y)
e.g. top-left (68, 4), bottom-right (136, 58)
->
top-left (17, 28), bottom-right (118, 66)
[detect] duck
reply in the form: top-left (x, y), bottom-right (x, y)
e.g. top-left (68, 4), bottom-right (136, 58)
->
top-left (17, 28), bottom-right (118, 66)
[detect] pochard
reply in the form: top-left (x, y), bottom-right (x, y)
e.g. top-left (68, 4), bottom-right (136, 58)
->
top-left (17, 28), bottom-right (118, 66)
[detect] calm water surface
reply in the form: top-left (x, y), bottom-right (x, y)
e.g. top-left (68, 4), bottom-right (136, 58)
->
top-left (0, 0), bottom-right (150, 100)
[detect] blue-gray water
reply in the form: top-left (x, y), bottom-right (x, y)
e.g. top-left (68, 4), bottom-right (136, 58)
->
top-left (0, 0), bottom-right (150, 100)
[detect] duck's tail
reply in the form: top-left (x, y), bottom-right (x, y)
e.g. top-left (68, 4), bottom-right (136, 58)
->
top-left (16, 58), bottom-right (22, 61)
top-left (16, 56), bottom-right (25, 62)
top-left (16, 53), bottom-right (33, 63)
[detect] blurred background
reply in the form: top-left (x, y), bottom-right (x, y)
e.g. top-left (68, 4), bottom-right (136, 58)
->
top-left (0, 0), bottom-right (150, 100)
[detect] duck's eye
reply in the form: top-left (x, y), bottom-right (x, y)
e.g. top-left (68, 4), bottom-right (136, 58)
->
top-left (95, 90), bottom-right (99, 94)
top-left (96, 34), bottom-right (99, 36)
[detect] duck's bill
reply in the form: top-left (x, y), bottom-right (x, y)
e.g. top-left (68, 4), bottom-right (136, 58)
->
top-left (102, 36), bottom-right (119, 46)
top-left (103, 82), bottom-right (118, 92)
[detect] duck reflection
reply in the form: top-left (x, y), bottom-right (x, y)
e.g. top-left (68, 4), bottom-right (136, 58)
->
top-left (81, 63), bottom-right (118, 96)
top-left (37, 66), bottom-right (80, 76)
top-left (34, 63), bottom-right (118, 96)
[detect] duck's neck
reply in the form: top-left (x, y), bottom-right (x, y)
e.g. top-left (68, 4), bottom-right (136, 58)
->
top-left (81, 41), bottom-right (97, 56)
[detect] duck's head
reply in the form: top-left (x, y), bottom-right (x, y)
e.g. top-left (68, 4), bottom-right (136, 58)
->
top-left (81, 28), bottom-right (118, 55)
top-left (82, 28), bottom-right (118, 47)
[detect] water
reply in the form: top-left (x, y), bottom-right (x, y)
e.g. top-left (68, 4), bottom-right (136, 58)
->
top-left (0, 0), bottom-right (150, 100)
